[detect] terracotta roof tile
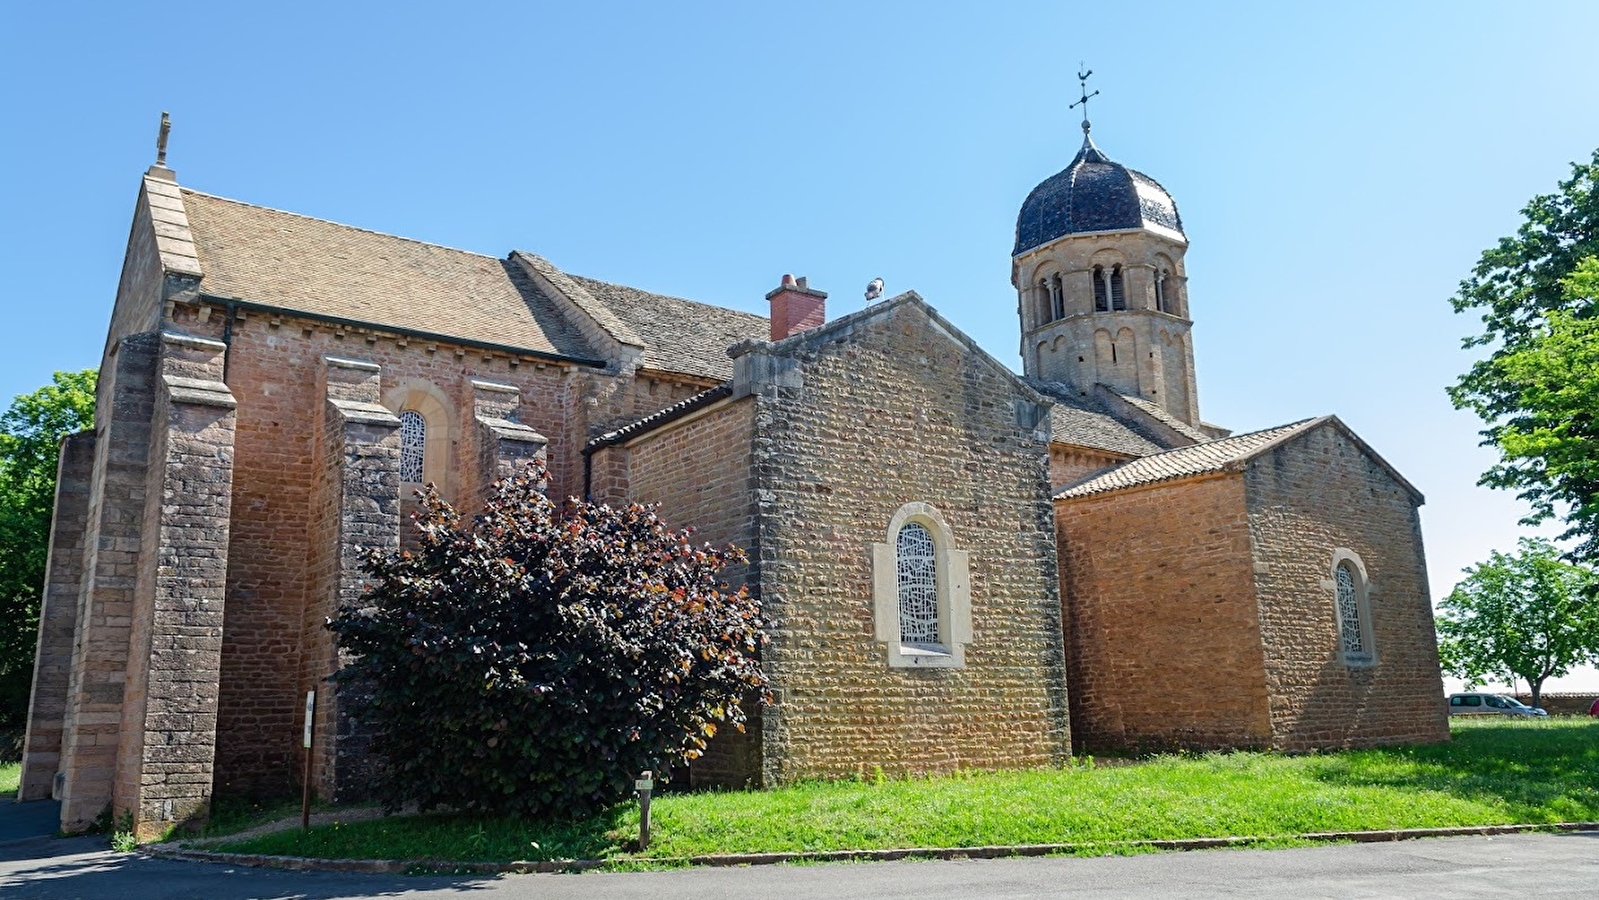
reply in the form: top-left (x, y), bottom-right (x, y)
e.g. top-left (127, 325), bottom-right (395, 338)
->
top-left (1056, 418), bottom-right (1321, 499)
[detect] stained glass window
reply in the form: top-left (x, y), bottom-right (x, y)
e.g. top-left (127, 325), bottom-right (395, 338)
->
top-left (1336, 562), bottom-right (1364, 656)
top-left (897, 523), bottom-right (938, 644)
top-left (399, 410), bottom-right (426, 482)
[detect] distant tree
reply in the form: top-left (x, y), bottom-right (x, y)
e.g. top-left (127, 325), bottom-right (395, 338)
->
top-left (1436, 538), bottom-right (1599, 709)
top-left (328, 463), bottom-right (769, 820)
top-left (1449, 148), bottom-right (1599, 560)
top-left (0, 369), bottom-right (96, 726)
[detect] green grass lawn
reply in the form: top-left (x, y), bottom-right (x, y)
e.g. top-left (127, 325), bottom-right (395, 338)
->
top-left (0, 762), bottom-right (18, 796)
top-left (212, 719), bottom-right (1599, 864)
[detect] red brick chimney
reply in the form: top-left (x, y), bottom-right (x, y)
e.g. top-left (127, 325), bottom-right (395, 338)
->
top-left (766, 274), bottom-right (827, 340)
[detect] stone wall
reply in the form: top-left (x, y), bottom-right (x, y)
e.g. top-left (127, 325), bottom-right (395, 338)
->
top-left (1055, 475), bottom-right (1273, 752)
top-left (1244, 423), bottom-right (1448, 749)
top-left (55, 332), bottom-right (160, 830)
top-left (153, 299), bottom-right (699, 800)
top-left (624, 397), bottom-right (759, 786)
top-left (743, 298), bottom-right (1070, 784)
top-left (1048, 445), bottom-right (1122, 492)
top-left (16, 432), bottom-right (96, 800)
top-left (112, 334), bottom-right (237, 839)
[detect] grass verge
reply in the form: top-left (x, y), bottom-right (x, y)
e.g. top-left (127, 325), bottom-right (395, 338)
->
top-left (210, 719), bottom-right (1599, 865)
top-left (0, 762), bottom-right (18, 796)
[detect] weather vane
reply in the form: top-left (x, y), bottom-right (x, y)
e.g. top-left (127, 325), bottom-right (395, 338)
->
top-left (156, 111), bottom-right (171, 166)
top-left (1069, 66), bottom-right (1099, 135)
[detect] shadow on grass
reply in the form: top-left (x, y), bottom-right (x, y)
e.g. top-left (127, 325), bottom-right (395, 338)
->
top-left (1305, 720), bottom-right (1599, 822)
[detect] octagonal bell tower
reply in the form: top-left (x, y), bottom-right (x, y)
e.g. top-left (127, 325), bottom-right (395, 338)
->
top-left (1011, 92), bottom-right (1200, 426)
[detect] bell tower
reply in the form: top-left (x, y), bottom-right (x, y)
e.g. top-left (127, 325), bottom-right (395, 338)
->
top-left (1011, 72), bottom-right (1200, 426)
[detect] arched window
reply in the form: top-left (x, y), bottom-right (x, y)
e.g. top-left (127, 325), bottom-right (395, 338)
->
top-left (1049, 273), bottom-right (1065, 321)
top-left (399, 410), bottom-right (426, 483)
top-left (896, 523), bottom-right (938, 644)
top-left (871, 502), bottom-right (972, 668)
top-left (1154, 268), bottom-right (1168, 313)
top-left (1092, 266), bottom-right (1109, 312)
top-left (1330, 550), bottom-right (1375, 666)
top-left (1110, 265), bottom-right (1126, 311)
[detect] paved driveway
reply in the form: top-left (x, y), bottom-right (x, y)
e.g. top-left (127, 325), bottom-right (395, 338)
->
top-left (1, 828), bottom-right (1595, 900)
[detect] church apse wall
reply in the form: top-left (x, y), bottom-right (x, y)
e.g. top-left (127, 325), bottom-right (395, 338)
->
top-left (740, 298), bottom-right (1071, 785)
top-left (1055, 476), bottom-right (1274, 752)
top-left (1242, 423), bottom-right (1448, 749)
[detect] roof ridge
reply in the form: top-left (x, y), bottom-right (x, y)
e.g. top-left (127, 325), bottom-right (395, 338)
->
top-left (567, 273), bottom-right (768, 324)
top-left (179, 187), bottom-right (504, 261)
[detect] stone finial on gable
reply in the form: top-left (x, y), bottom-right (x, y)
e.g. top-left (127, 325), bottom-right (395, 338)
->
top-left (766, 274), bottom-right (827, 341)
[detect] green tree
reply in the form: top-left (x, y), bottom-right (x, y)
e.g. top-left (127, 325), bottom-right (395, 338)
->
top-left (1436, 537), bottom-right (1599, 709)
top-left (1449, 149), bottom-right (1599, 559)
top-left (329, 463), bottom-right (769, 819)
top-left (0, 369), bottom-right (96, 725)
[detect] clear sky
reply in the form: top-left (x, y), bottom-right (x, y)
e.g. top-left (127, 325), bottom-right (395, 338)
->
top-left (4, 2), bottom-right (1598, 690)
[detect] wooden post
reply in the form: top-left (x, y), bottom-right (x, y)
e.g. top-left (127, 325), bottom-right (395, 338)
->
top-left (635, 770), bottom-right (654, 851)
top-left (301, 690), bottom-right (315, 831)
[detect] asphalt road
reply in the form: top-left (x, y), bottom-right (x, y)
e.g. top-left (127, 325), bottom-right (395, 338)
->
top-left (1, 831), bottom-right (1596, 900)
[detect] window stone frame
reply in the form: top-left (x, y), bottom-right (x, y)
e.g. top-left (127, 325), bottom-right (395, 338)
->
top-left (1322, 547), bottom-right (1377, 668)
top-left (870, 502), bottom-right (972, 669)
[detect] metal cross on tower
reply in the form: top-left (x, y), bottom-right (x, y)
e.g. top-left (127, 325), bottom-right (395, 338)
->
top-left (1069, 66), bottom-right (1099, 135)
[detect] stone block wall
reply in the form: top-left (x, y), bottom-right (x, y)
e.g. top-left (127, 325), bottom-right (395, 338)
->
top-left (152, 299), bottom-right (699, 801)
top-left (16, 432), bottom-right (96, 801)
top-left (303, 356), bottom-right (401, 801)
top-left (56, 332), bottom-right (160, 831)
top-left (112, 333), bottom-right (237, 839)
top-left (623, 397), bottom-right (759, 786)
top-left (1048, 445), bottom-right (1122, 492)
top-left (1243, 423), bottom-right (1448, 749)
top-left (744, 300), bottom-right (1070, 784)
top-left (1055, 475), bottom-right (1273, 752)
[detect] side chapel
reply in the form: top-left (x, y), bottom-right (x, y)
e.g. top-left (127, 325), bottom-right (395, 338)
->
top-left (18, 109), bottom-right (1448, 837)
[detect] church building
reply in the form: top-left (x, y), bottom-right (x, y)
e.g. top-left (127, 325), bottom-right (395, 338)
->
top-left (17, 112), bottom-right (1449, 838)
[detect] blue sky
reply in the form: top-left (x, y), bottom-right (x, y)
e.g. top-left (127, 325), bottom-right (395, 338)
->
top-left (5, 2), bottom-right (1598, 689)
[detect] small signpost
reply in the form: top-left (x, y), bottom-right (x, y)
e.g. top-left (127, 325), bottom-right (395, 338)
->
top-left (635, 770), bottom-right (654, 851)
top-left (301, 690), bottom-right (315, 831)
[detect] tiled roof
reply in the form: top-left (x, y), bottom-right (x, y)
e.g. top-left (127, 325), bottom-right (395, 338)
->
top-left (181, 190), bottom-right (599, 360)
top-left (1056, 418), bottom-right (1322, 499)
top-left (584, 384), bottom-right (735, 452)
top-left (1109, 391), bottom-right (1213, 444)
top-left (1026, 381), bottom-right (1172, 457)
top-left (1014, 133), bottom-right (1184, 256)
top-left (567, 276), bottom-right (769, 382)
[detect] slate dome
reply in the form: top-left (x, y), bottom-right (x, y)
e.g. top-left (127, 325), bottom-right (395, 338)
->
top-left (1013, 132), bottom-right (1184, 257)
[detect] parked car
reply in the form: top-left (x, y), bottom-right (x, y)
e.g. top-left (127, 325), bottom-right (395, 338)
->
top-left (1447, 692), bottom-right (1548, 717)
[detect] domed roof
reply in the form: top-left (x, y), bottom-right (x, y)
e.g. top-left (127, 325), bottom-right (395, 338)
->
top-left (1013, 133), bottom-right (1184, 256)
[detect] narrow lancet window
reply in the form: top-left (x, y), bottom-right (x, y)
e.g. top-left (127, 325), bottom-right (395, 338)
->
top-left (1093, 266), bottom-right (1109, 312)
top-left (1050, 273), bottom-right (1065, 320)
top-left (896, 523), bottom-right (939, 644)
top-left (1110, 265), bottom-right (1126, 311)
top-left (1335, 562), bottom-right (1364, 657)
top-left (399, 410), bottom-right (426, 482)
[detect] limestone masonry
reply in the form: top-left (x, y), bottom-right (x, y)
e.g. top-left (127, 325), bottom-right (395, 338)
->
top-left (18, 124), bottom-right (1447, 838)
